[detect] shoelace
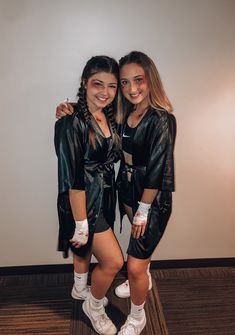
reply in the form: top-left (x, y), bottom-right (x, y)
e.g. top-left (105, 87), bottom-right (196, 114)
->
top-left (98, 313), bottom-right (110, 327)
top-left (120, 322), bottom-right (138, 335)
top-left (93, 311), bottom-right (113, 331)
top-left (120, 317), bottom-right (142, 335)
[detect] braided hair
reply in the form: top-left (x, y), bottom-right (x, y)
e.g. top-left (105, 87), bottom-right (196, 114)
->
top-left (104, 102), bottom-right (120, 144)
top-left (76, 56), bottom-right (120, 149)
top-left (77, 81), bottom-right (96, 146)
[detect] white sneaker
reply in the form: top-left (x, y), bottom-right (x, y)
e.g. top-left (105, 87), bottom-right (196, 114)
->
top-left (115, 275), bottom-right (152, 298)
top-left (71, 284), bottom-right (108, 306)
top-left (118, 314), bottom-right (146, 335)
top-left (71, 284), bottom-right (90, 300)
top-left (82, 297), bottom-right (117, 335)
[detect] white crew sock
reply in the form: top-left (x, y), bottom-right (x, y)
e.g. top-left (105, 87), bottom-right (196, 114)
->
top-left (74, 271), bottom-right (88, 291)
top-left (89, 291), bottom-right (104, 310)
top-left (130, 301), bottom-right (145, 320)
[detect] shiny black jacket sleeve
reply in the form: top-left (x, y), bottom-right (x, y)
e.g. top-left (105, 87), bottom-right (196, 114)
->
top-left (54, 115), bottom-right (85, 193)
top-left (144, 112), bottom-right (176, 191)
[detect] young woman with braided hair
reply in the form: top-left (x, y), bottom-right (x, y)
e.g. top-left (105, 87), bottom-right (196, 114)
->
top-left (54, 55), bottom-right (123, 335)
top-left (56, 51), bottom-right (176, 335)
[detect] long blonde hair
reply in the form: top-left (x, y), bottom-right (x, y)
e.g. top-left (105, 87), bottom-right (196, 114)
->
top-left (117, 51), bottom-right (173, 123)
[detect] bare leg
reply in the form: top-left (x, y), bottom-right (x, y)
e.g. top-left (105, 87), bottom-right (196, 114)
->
top-left (73, 251), bottom-right (92, 273)
top-left (118, 256), bottom-right (149, 334)
top-left (71, 250), bottom-right (93, 300)
top-left (123, 203), bottom-right (152, 298)
top-left (82, 229), bottom-right (121, 335)
top-left (127, 255), bottom-right (151, 304)
top-left (114, 204), bottom-right (151, 300)
top-left (91, 228), bottom-right (124, 299)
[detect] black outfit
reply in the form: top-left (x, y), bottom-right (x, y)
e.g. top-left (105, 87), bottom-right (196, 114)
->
top-left (94, 186), bottom-right (113, 234)
top-left (54, 104), bottom-right (120, 258)
top-left (121, 122), bottom-right (137, 155)
top-left (117, 108), bottom-right (176, 259)
top-left (119, 123), bottom-right (137, 207)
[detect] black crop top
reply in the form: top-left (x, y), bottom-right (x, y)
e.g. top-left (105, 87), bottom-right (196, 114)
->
top-left (122, 123), bottom-right (137, 155)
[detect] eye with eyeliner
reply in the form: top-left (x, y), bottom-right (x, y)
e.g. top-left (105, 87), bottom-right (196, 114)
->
top-left (120, 79), bottom-right (128, 87)
top-left (135, 77), bottom-right (145, 85)
top-left (109, 84), bottom-right (118, 89)
top-left (91, 80), bottom-right (117, 90)
top-left (92, 81), bottom-right (103, 88)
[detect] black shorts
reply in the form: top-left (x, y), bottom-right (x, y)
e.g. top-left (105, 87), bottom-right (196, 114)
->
top-left (65, 187), bottom-right (114, 257)
top-left (126, 192), bottom-right (172, 259)
top-left (94, 186), bottom-right (114, 233)
top-left (70, 211), bottom-right (110, 257)
top-left (94, 211), bottom-right (110, 233)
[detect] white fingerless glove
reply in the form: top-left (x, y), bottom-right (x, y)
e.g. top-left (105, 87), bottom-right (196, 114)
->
top-left (133, 201), bottom-right (151, 226)
top-left (71, 219), bottom-right (89, 245)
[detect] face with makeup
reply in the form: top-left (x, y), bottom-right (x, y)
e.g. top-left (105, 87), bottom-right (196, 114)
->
top-left (85, 72), bottom-right (118, 113)
top-left (120, 63), bottom-right (149, 106)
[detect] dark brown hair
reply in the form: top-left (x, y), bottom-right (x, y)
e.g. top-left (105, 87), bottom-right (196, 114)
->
top-left (77, 56), bottom-right (120, 148)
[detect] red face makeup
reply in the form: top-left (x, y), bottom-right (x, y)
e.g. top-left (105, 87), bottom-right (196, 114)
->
top-left (86, 72), bottom-right (118, 113)
top-left (120, 63), bottom-right (149, 105)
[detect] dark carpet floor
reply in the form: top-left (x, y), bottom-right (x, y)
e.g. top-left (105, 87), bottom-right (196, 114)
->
top-left (0, 272), bottom-right (167, 335)
top-left (154, 267), bottom-right (235, 335)
top-left (0, 266), bottom-right (234, 334)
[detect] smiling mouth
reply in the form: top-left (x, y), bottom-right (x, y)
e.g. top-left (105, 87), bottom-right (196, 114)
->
top-left (96, 96), bottom-right (109, 102)
top-left (130, 92), bottom-right (141, 98)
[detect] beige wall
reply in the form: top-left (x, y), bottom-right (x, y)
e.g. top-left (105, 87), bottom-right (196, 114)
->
top-left (0, 0), bottom-right (234, 266)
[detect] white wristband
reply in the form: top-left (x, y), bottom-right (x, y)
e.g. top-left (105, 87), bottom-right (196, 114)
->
top-left (138, 201), bottom-right (151, 213)
top-left (75, 219), bottom-right (88, 230)
top-left (71, 219), bottom-right (88, 245)
top-left (133, 202), bottom-right (151, 226)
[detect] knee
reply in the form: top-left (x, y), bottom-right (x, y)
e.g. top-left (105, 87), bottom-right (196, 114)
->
top-left (112, 256), bottom-right (124, 274)
top-left (127, 262), bottom-right (145, 280)
top-left (104, 256), bottom-right (124, 275)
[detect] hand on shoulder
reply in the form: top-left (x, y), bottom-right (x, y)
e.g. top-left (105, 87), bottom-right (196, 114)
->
top-left (56, 101), bottom-right (75, 119)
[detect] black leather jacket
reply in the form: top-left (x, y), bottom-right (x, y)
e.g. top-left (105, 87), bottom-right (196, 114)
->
top-left (54, 105), bottom-right (120, 257)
